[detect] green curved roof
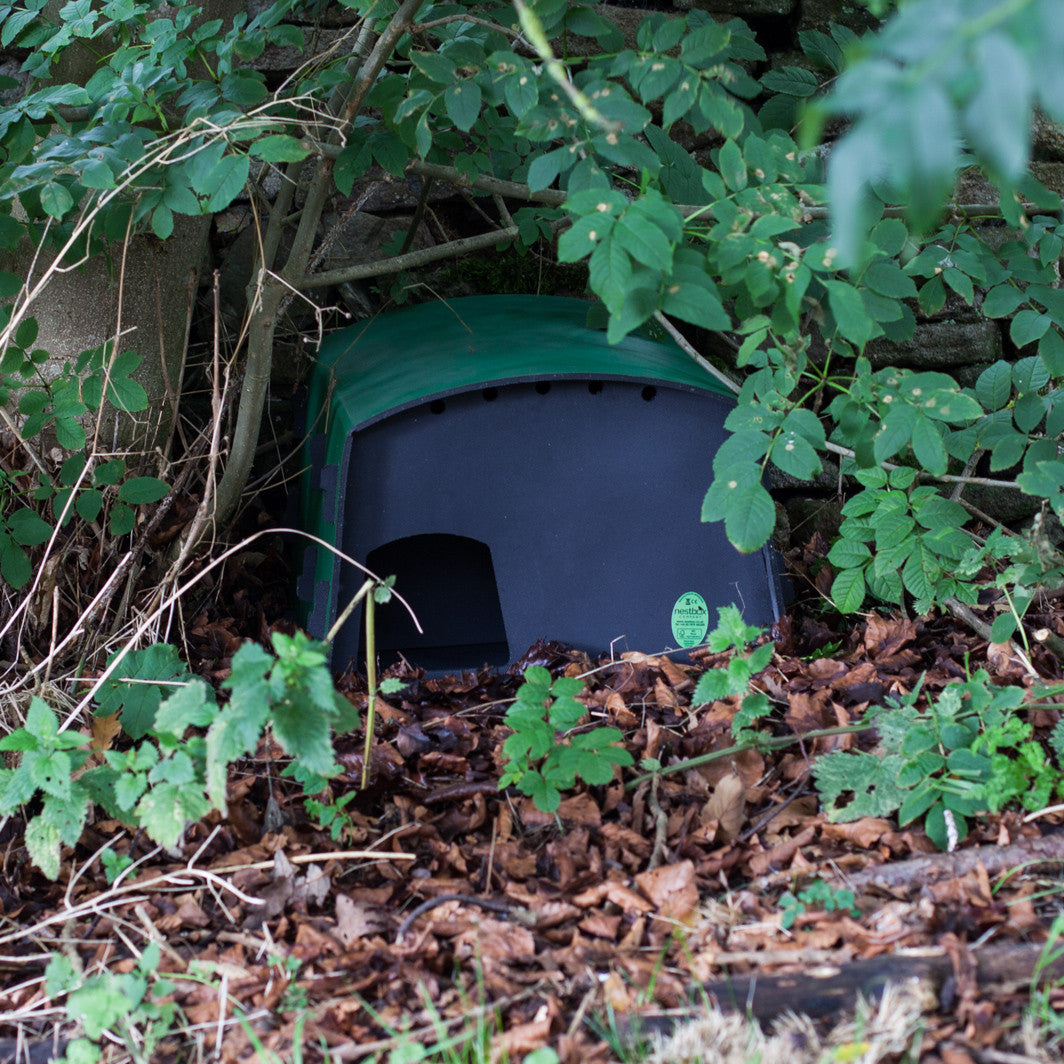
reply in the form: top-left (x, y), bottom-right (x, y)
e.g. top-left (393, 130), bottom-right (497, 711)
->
top-left (308, 295), bottom-right (730, 432)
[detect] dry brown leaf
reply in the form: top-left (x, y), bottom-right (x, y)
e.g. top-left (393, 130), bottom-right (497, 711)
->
top-left (334, 894), bottom-right (385, 947)
top-left (635, 860), bottom-right (698, 923)
top-left (603, 970), bottom-right (633, 1011)
top-left (820, 817), bottom-right (892, 848)
top-left (700, 772), bottom-right (746, 841)
top-left (90, 712), bottom-right (121, 751)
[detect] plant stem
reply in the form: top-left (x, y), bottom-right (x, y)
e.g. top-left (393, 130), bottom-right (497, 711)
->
top-left (362, 592), bottom-right (377, 789)
top-left (626, 723), bottom-right (873, 789)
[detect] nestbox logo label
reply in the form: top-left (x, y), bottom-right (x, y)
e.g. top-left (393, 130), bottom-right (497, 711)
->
top-left (671, 591), bottom-right (709, 648)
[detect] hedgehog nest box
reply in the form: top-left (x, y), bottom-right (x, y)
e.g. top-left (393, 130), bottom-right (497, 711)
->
top-left (297, 296), bottom-right (783, 672)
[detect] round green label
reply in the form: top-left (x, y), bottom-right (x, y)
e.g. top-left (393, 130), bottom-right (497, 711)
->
top-left (671, 591), bottom-right (709, 648)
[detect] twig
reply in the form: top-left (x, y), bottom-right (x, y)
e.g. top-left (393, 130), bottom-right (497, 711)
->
top-left (944, 596), bottom-right (1039, 679)
top-left (1033, 626), bottom-right (1064, 665)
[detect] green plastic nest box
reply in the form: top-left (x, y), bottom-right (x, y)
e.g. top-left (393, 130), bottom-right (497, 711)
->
top-left (298, 295), bottom-right (783, 672)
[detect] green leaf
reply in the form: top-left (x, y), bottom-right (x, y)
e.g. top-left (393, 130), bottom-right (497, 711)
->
top-left (204, 154), bottom-right (250, 212)
top-left (981, 284), bottom-right (1027, 317)
top-left (154, 679), bottom-right (217, 736)
top-left (587, 234), bottom-right (632, 316)
top-left (117, 477), bottom-right (169, 504)
top-left (613, 212), bottom-right (673, 272)
top-left (823, 279), bottom-right (877, 348)
top-left (1039, 329), bottom-right (1064, 375)
top-left (862, 260), bottom-right (917, 299)
top-left (25, 815), bottom-right (61, 880)
top-left (701, 468), bottom-right (775, 554)
top-left (98, 644), bottom-right (189, 741)
top-left (813, 751), bottom-right (908, 820)
top-left (975, 361), bottom-right (1013, 411)
top-left (8, 508), bottom-right (52, 547)
top-left (444, 81), bottom-right (482, 132)
top-left (410, 50), bottom-right (456, 84)
top-left (0, 536), bottom-right (32, 589)
top-left (718, 139), bottom-right (746, 191)
top-left (661, 276), bottom-right (729, 331)
top-left (249, 134), bottom-right (310, 163)
top-left (831, 566), bottom-right (866, 613)
top-left (39, 181), bottom-right (73, 219)
top-left (760, 66), bottom-right (819, 98)
top-left (911, 413), bottom-right (947, 475)
top-left (826, 539), bottom-right (871, 569)
top-left (221, 72), bottom-right (267, 106)
top-left (1012, 309), bottom-right (1051, 348)
top-left (109, 504), bottom-right (135, 537)
top-left (873, 403), bottom-right (917, 463)
top-left (770, 430), bottom-right (821, 480)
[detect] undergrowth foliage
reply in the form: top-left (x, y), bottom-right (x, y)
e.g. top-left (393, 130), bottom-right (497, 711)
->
top-left (0, 0), bottom-right (1061, 872)
top-left (0, 631), bottom-right (355, 879)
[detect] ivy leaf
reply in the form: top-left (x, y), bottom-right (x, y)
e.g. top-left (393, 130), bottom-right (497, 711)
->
top-left (98, 644), bottom-right (189, 740)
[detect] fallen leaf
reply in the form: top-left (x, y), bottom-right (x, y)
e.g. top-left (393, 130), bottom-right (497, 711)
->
top-left (635, 860), bottom-right (698, 923)
top-left (701, 772), bottom-right (746, 841)
top-left (334, 894), bottom-right (386, 947)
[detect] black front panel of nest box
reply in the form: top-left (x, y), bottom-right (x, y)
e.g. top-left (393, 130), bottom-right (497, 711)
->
top-left (331, 378), bottom-right (780, 672)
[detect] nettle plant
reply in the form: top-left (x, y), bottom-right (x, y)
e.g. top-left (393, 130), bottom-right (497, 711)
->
top-left (814, 671), bottom-right (1064, 850)
top-left (499, 665), bottom-right (633, 813)
top-left (0, 631), bottom-right (357, 878)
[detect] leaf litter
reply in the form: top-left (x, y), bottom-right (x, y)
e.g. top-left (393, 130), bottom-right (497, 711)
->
top-left (3, 598), bottom-right (1064, 1062)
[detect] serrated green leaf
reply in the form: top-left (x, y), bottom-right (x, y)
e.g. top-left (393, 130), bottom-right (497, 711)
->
top-left (831, 566), bottom-right (866, 613)
top-left (982, 284), bottom-right (1027, 317)
top-left (770, 430), bottom-right (821, 480)
top-left (975, 361), bottom-right (1013, 411)
top-left (873, 403), bottom-right (917, 463)
top-left (911, 412), bottom-right (947, 475)
top-left (823, 279), bottom-right (877, 348)
top-left (117, 477), bottom-right (169, 504)
top-left (862, 259), bottom-right (918, 299)
top-left (718, 139), bottom-right (746, 191)
top-left (1012, 309), bottom-right (1051, 348)
top-left (444, 80), bottom-right (481, 132)
top-left (249, 134), bottom-right (309, 163)
top-left (760, 65), bottom-right (819, 98)
top-left (813, 751), bottom-right (908, 820)
top-left (701, 468), bottom-right (775, 553)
